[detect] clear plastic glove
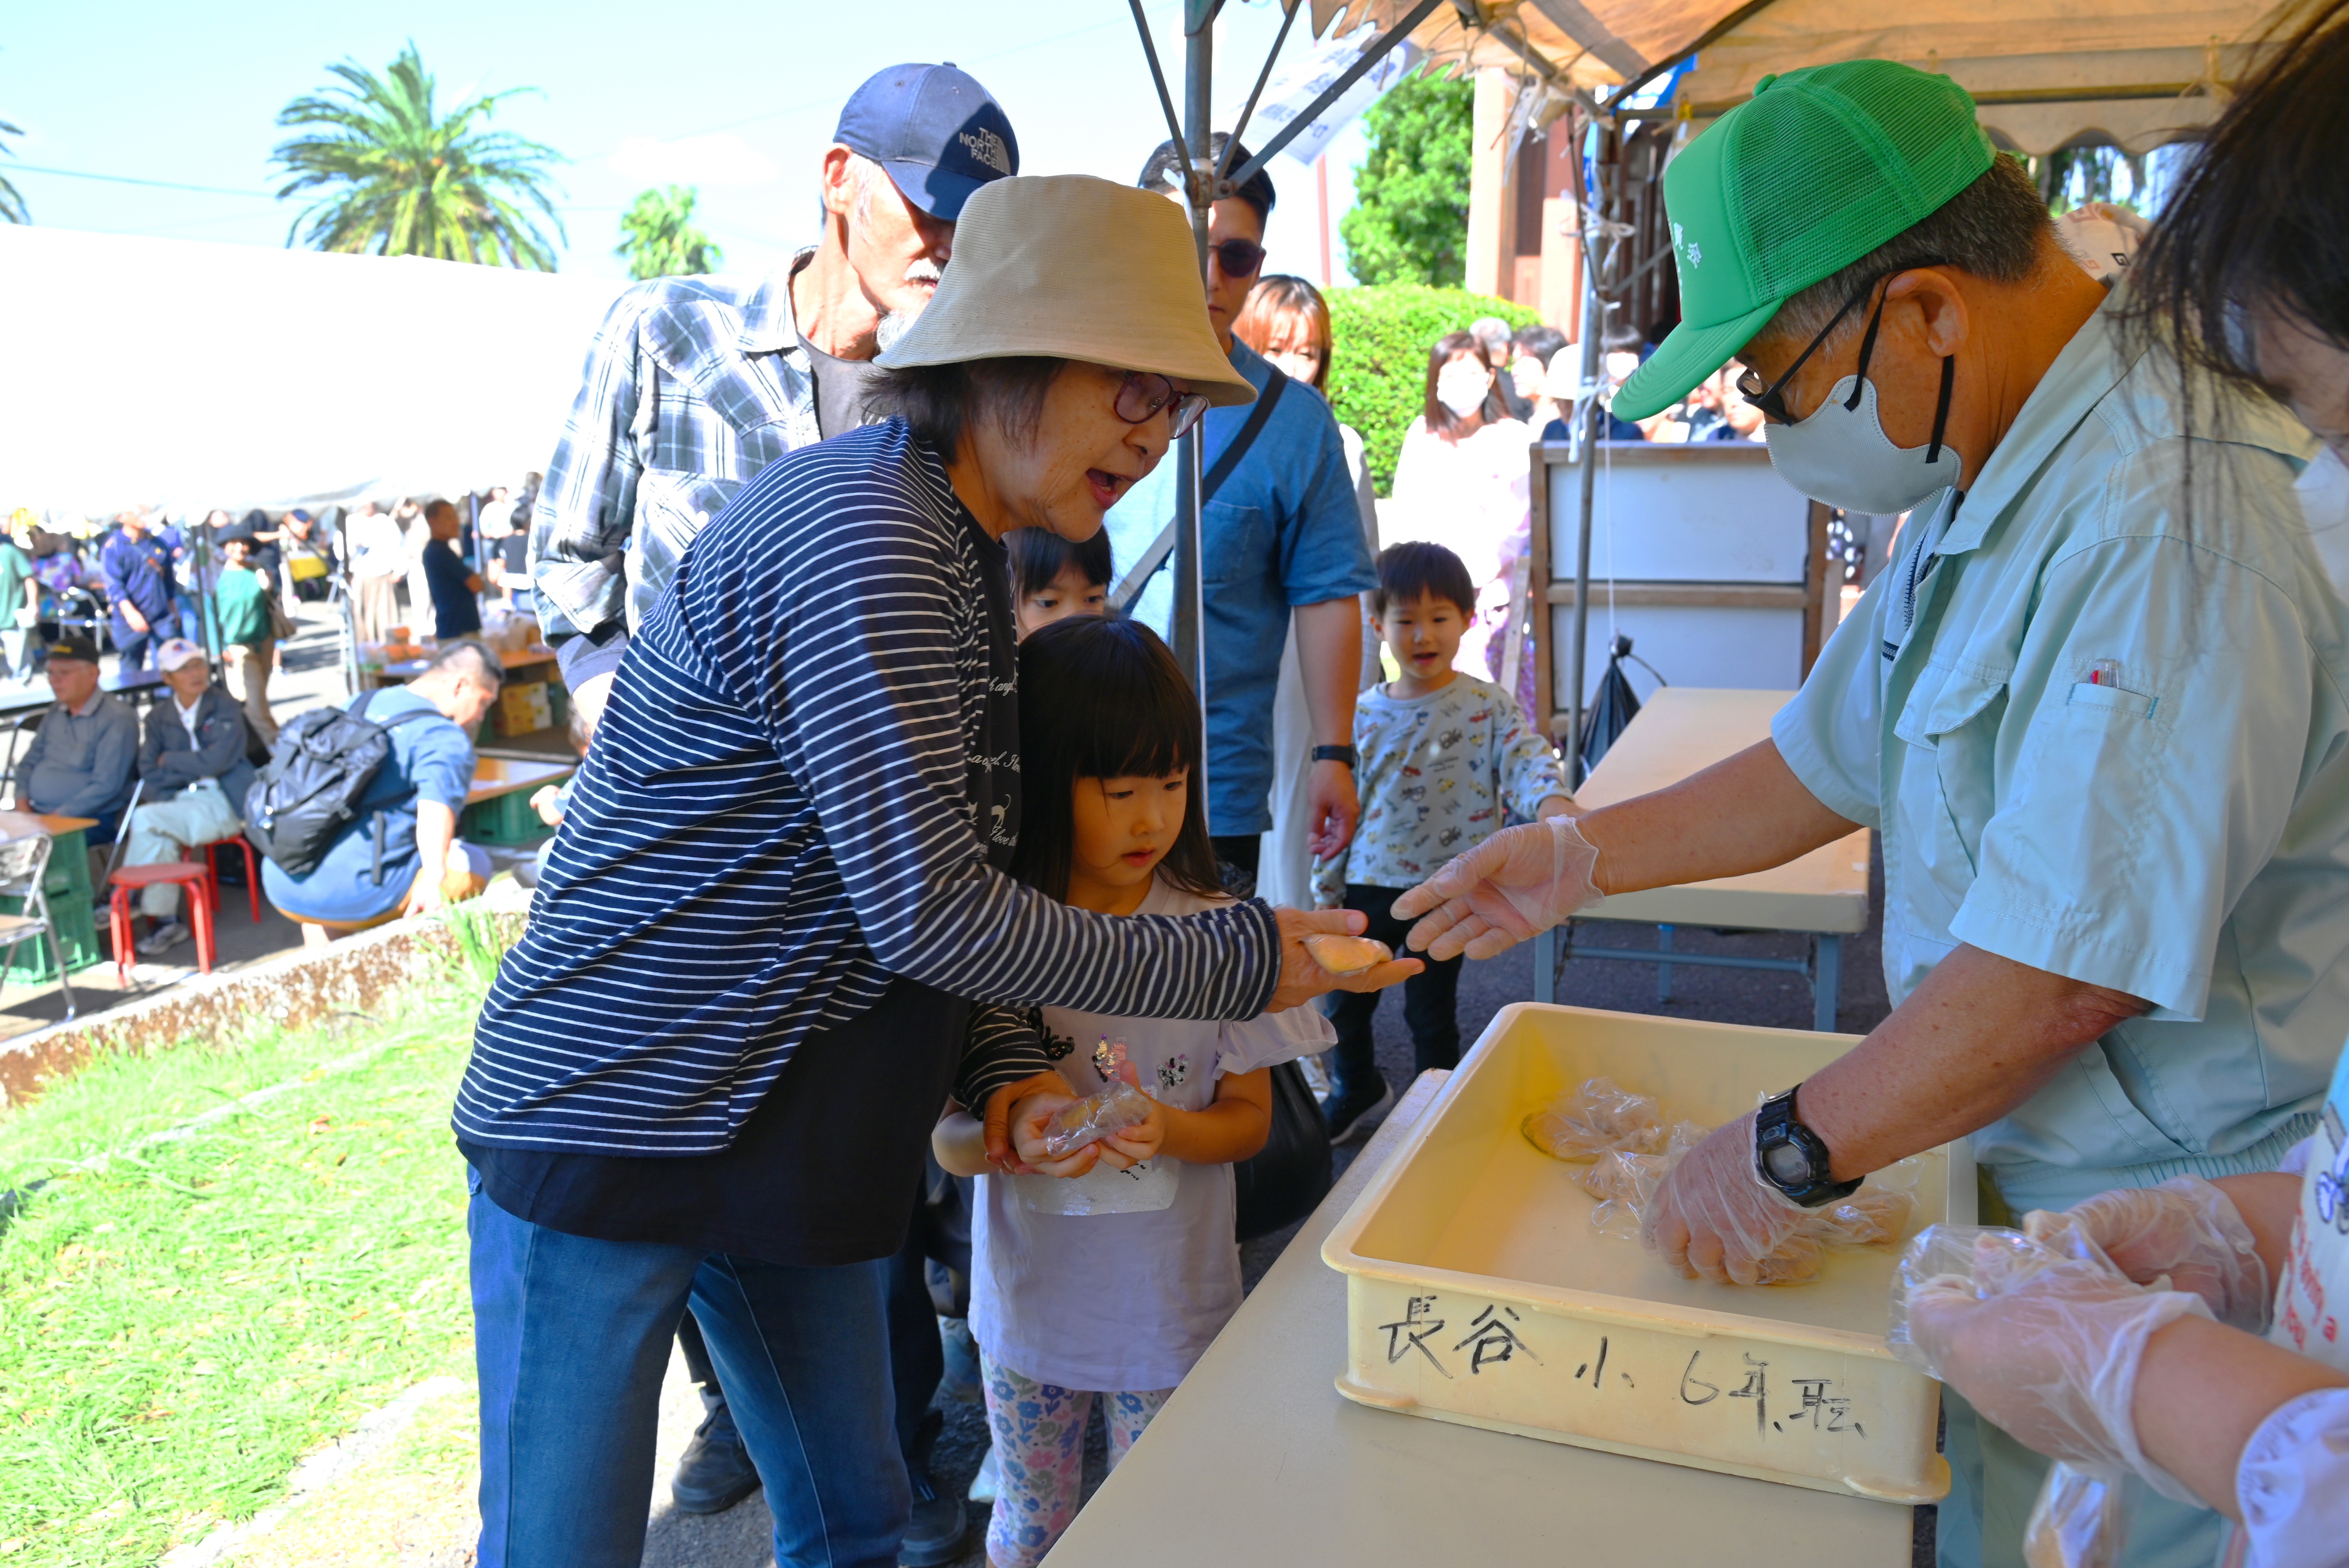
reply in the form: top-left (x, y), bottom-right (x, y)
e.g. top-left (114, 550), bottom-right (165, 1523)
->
top-left (1640, 1110), bottom-right (1816, 1285)
top-left (2023, 1176), bottom-right (2271, 1333)
top-left (1390, 815), bottom-right (1603, 961)
top-left (1889, 1225), bottom-right (2211, 1500)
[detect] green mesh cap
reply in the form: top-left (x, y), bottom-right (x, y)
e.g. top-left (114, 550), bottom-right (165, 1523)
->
top-left (1614, 60), bottom-right (1994, 421)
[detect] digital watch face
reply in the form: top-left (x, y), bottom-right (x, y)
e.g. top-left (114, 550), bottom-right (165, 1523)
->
top-left (1764, 1140), bottom-right (1815, 1187)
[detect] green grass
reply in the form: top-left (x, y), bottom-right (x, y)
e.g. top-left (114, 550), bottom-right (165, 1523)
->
top-left (0, 951), bottom-right (494, 1565)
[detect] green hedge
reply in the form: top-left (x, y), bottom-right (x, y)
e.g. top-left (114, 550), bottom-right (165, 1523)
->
top-left (1326, 285), bottom-right (1541, 497)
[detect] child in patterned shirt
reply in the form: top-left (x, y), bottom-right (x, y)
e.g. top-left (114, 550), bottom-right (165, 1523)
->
top-left (1314, 542), bottom-right (1575, 1143)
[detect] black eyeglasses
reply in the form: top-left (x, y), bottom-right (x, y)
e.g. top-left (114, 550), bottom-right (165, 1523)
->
top-left (1114, 371), bottom-right (1211, 439)
top-left (1209, 237), bottom-right (1266, 278)
top-left (1735, 260), bottom-right (1945, 424)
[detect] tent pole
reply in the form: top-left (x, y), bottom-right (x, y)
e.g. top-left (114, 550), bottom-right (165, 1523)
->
top-left (1176, 1), bottom-right (1214, 807)
top-left (1567, 117), bottom-right (1618, 788)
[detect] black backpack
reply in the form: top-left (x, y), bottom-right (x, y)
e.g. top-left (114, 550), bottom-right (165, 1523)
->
top-left (245, 690), bottom-right (438, 880)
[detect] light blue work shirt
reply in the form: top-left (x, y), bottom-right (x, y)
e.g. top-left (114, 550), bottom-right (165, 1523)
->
top-left (1775, 295), bottom-right (2345, 1205)
top-left (1105, 339), bottom-right (1375, 837)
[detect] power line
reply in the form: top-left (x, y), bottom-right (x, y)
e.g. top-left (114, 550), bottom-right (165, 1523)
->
top-left (7, 161), bottom-right (278, 198)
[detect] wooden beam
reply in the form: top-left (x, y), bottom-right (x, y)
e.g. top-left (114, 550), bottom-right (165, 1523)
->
top-left (1542, 582), bottom-right (1807, 609)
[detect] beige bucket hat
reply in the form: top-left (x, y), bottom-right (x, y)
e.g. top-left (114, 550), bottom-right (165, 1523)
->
top-left (875, 173), bottom-right (1257, 408)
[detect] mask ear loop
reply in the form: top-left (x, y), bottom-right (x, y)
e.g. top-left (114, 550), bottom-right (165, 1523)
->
top-left (1925, 355), bottom-right (1955, 465)
top-left (1842, 286), bottom-right (1893, 412)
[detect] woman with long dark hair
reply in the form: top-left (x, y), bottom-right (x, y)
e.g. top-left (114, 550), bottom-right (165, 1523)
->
top-left (1387, 330), bottom-right (1533, 689)
top-left (1890, 10), bottom-right (2349, 1564)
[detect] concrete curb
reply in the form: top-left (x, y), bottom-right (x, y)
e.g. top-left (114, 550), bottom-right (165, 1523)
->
top-left (0, 911), bottom-right (522, 1110)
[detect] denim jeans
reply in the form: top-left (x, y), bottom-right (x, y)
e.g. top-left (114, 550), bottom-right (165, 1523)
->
top-left (467, 1170), bottom-right (908, 1568)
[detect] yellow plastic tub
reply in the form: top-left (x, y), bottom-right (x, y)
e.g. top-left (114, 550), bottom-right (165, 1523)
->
top-left (1322, 1003), bottom-right (1971, 1503)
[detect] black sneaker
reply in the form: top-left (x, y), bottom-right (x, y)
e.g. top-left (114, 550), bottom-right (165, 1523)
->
top-left (1321, 1077), bottom-right (1394, 1146)
top-left (670, 1393), bottom-right (762, 1515)
top-left (898, 1464), bottom-right (967, 1567)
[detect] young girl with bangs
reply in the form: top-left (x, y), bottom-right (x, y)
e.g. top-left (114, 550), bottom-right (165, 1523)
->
top-left (934, 613), bottom-right (1334, 1568)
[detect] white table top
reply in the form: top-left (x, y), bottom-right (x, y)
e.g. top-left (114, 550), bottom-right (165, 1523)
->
top-left (1043, 1072), bottom-right (1914, 1568)
top-left (1576, 687), bottom-right (1871, 935)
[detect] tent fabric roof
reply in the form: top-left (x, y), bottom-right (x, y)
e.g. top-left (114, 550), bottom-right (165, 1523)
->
top-left (0, 225), bottom-right (629, 519)
top-left (1314, 0), bottom-right (2287, 151)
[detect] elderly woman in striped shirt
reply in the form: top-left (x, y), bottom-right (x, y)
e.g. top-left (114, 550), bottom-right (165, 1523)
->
top-left (452, 174), bottom-right (1420, 1568)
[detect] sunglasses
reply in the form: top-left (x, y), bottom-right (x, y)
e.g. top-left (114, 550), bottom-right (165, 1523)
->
top-left (1209, 237), bottom-right (1267, 278)
top-left (1735, 259), bottom-right (1946, 424)
top-left (1114, 371), bottom-right (1211, 439)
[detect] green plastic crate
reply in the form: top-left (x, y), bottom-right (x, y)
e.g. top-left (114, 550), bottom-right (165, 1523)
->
top-left (0, 827), bottom-right (104, 983)
top-left (460, 789), bottom-right (554, 848)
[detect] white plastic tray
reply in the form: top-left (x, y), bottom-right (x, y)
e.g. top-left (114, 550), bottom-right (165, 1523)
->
top-left (1322, 1003), bottom-right (1971, 1503)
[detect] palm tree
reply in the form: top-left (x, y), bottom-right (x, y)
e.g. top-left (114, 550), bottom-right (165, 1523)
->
top-left (272, 42), bottom-right (565, 268)
top-left (0, 118), bottom-right (27, 224)
top-left (616, 185), bottom-right (724, 280)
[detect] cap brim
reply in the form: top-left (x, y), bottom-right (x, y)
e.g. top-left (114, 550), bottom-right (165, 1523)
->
top-left (1613, 296), bottom-right (1782, 421)
top-left (883, 158), bottom-right (987, 221)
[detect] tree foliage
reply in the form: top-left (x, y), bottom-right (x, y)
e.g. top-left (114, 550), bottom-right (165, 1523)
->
top-left (1340, 70), bottom-right (1475, 287)
top-left (1327, 284), bottom-right (1538, 495)
top-left (272, 42), bottom-right (565, 269)
top-left (0, 118), bottom-right (26, 225)
top-left (616, 185), bottom-right (724, 280)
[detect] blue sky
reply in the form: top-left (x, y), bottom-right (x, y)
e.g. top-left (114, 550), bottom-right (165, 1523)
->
top-left (0, 0), bottom-right (1372, 284)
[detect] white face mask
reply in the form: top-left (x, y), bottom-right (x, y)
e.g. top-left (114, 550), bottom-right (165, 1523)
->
top-left (1436, 363), bottom-right (1494, 419)
top-left (1764, 360), bottom-right (1962, 515)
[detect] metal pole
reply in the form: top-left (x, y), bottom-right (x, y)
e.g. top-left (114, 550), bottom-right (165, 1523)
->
top-left (1174, 0), bottom-right (1214, 755)
top-left (1567, 118), bottom-right (1616, 788)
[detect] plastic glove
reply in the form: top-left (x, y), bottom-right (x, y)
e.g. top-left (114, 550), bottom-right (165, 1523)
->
top-left (1640, 1110), bottom-right (1816, 1285)
top-left (2023, 1176), bottom-right (2271, 1333)
top-left (1390, 815), bottom-right (1602, 961)
top-left (1891, 1225), bottom-right (2210, 1500)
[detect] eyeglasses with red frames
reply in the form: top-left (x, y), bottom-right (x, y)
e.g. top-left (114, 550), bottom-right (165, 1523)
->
top-left (1113, 371), bottom-right (1211, 439)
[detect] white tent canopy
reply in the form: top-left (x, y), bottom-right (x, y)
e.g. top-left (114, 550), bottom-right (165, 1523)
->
top-left (1315, 0), bottom-right (2291, 151)
top-left (0, 225), bottom-right (629, 520)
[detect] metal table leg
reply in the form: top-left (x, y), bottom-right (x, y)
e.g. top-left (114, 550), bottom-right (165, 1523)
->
top-left (1533, 925), bottom-right (1557, 1005)
top-left (1656, 923), bottom-right (1675, 1003)
top-left (1813, 934), bottom-right (1842, 1032)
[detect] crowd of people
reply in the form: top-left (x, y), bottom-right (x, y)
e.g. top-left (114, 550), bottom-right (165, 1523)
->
top-left (0, 481), bottom-right (540, 961)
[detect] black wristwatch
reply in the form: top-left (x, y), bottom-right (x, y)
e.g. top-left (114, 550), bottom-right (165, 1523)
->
top-left (1311, 744), bottom-right (1357, 769)
top-left (1753, 1085), bottom-right (1863, 1208)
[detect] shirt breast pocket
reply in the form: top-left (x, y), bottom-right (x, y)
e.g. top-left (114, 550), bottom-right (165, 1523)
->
top-left (1202, 500), bottom-right (1269, 588)
top-left (1892, 667), bottom-right (2008, 919)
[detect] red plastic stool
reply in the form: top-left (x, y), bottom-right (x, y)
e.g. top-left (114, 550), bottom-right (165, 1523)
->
top-left (184, 833), bottom-right (262, 923)
top-left (107, 863), bottom-right (216, 980)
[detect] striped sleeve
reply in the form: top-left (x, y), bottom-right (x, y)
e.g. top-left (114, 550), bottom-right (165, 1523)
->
top-left (952, 1005), bottom-right (1061, 1113)
top-left (718, 468), bottom-right (1281, 1023)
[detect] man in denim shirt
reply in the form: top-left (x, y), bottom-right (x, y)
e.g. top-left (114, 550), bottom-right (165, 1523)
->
top-left (1108, 135), bottom-right (1375, 886)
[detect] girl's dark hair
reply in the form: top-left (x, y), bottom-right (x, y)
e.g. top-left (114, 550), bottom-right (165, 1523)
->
top-left (1005, 526), bottom-right (1113, 599)
top-left (863, 356), bottom-right (1068, 461)
top-left (2127, 0), bottom-right (2349, 389)
top-left (1371, 540), bottom-right (1476, 619)
top-left (1009, 616), bottom-right (1224, 904)
top-left (1423, 330), bottom-right (1510, 437)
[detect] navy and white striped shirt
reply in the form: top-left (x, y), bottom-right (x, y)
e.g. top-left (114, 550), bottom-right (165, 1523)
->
top-left (458, 420), bottom-right (1281, 1157)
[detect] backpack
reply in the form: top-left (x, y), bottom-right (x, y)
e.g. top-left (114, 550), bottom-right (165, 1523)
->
top-left (244, 689), bottom-right (440, 880)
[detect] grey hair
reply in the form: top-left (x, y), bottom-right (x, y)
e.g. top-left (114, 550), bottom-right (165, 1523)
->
top-left (816, 152), bottom-right (893, 228)
top-left (1755, 155), bottom-right (2053, 353)
top-left (421, 638), bottom-right (505, 689)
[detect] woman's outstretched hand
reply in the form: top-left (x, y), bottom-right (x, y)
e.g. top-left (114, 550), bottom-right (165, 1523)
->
top-left (1389, 815), bottom-right (1604, 961)
top-left (1266, 908), bottom-right (1423, 1012)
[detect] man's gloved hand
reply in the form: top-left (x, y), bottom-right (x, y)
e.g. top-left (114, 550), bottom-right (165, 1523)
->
top-left (1895, 1227), bottom-right (2210, 1500)
top-left (2023, 1176), bottom-right (2272, 1333)
top-left (1640, 1110), bottom-right (1816, 1285)
top-left (1390, 814), bottom-right (1602, 961)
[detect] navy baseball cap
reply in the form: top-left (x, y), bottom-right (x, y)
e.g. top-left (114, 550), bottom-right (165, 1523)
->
top-left (834, 62), bottom-right (1018, 221)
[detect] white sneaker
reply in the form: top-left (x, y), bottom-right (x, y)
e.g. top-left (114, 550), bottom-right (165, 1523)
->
top-left (135, 921), bottom-right (190, 957)
top-left (967, 1442), bottom-right (1000, 1504)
